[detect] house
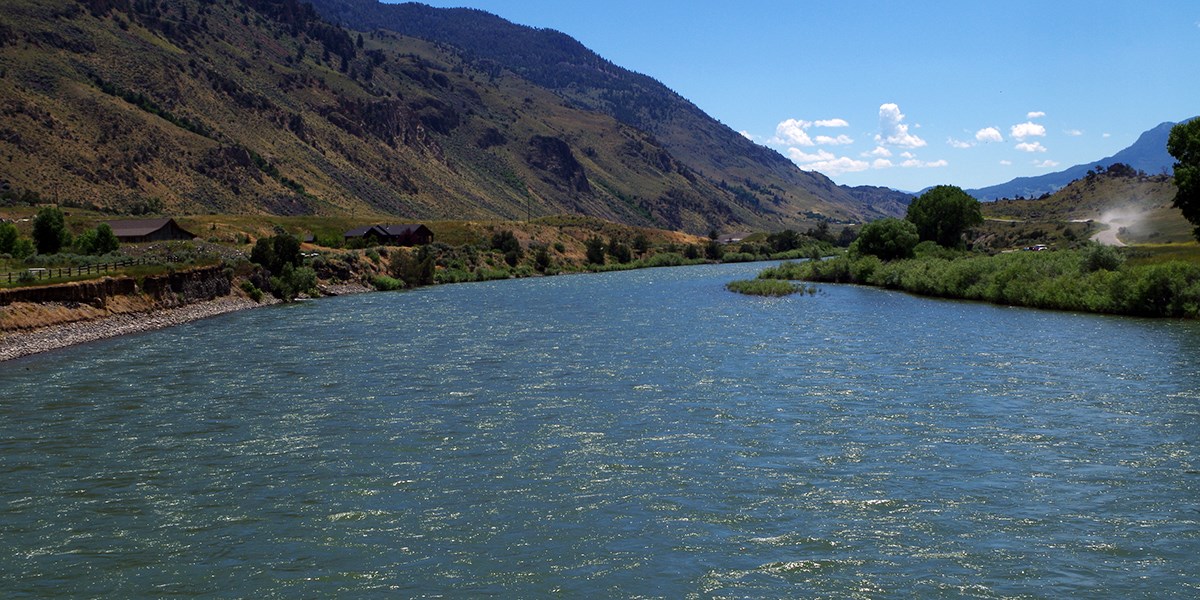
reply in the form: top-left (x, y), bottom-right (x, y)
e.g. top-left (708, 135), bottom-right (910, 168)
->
top-left (344, 224), bottom-right (433, 246)
top-left (105, 218), bottom-right (197, 243)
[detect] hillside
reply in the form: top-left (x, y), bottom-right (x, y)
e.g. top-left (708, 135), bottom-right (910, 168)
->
top-left (980, 164), bottom-right (1190, 247)
top-left (0, 0), bottom-right (901, 235)
top-left (967, 120), bottom-right (1185, 201)
top-left (306, 0), bottom-right (909, 223)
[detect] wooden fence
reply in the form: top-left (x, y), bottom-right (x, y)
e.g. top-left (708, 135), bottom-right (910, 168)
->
top-left (2, 258), bottom-right (149, 284)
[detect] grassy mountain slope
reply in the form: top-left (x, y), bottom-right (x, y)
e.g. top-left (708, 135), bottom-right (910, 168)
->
top-left (0, 0), bottom-right (902, 234)
top-left (979, 165), bottom-right (1190, 247)
top-left (307, 0), bottom-right (907, 224)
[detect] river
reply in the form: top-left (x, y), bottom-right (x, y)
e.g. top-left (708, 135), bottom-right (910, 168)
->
top-left (2, 262), bottom-right (1199, 598)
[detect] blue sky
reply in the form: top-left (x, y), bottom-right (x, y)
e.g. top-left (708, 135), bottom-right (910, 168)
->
top-left (406, 1), bottom-right (1199, 192)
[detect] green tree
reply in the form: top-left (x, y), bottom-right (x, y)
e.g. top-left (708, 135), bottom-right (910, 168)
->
top-left (1168, 119), bottom-right (1200, 240)
top-left (11, 237), bottom-right (34, 259)
top-left (269, 263), bottom-right (318, 302)
top-left (609, 237), bottom-right (632, 263)
top-left (632, 233), bottom-right (650, 256)
top-left (251, 233), bottom-right (301, 274)
top-left (585, 235), bottom-right (605, 265)
top-left (491, 229), bottom-right (522, 267)
top-left (905, 185), bottom-right (983, 248)
top-left (851, 218), bottom-right (919, 261)
top-left (0, 221), bottom-right (17, 254)
top-left (74, 224), bottom-right (120, 255)
top-left (94, 224), bottom-right (120, 254)
top-left (32, 206), bottom-right (71, 254)
top-left (389, 246), bottom-right (434, 287)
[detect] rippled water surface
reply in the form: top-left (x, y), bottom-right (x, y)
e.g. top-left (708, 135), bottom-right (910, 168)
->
top-left (3, 262), bottom-right (1200, 598)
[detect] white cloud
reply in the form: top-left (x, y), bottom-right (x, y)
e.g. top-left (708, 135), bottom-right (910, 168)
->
top-left (1011, 122), bottom-right (1047, 140)
top-left (739, 130), bottom-right (755, 140)
top-left (787, 147), bottom-right (868, 175)
top-left (875, 103), bottom-right (927, 148)
top-left (814, 134), bottom-right (854, 145)
top-left (1027, 111), bottom-right (1046, 119)
top-left (975, 127), bottom-right (1004, 143)
top-left (900, 151), bottom-right (916, 159)
top-left (1033, 159), bottom-right (1060, 168)
top-left (772, 117), bottom-right (852, 146)
top-left (801, 157), bottom-right (870, 175)
top-left (788, 148), bottom-right (831, 162)
top-left (948, 138), bottom-right (973, 149)
top-left (1015, 141), bottom-right (1048, 153)
top-left (1103, 132), bottom-right (1112, 138)
top-left (999, 160), bottom-right (1013, 166)
top-left (774, 119), bottom-right (814, 146)
top-left (901, 158), bottom-right (948, 168)
top-left (863, 146), bottom-right (892, 158)
top-left (1065, 129), bottom-right (1083, 137)
top-left (814, 118), bottom-right (850, 128)
top-left (872, 158), bottom-right (894, 169)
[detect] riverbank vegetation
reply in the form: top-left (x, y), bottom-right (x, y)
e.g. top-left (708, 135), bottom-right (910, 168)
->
top-left (726, 279), bottom-right (816, 297)
top-left (753, 180), bottom-right (1200, 318)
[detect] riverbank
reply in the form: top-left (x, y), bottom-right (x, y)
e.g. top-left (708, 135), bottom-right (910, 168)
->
top-left (0, 296), bottom-right (267, 363)
top-left (0, 281), bottom-right (375, 363)
top-left (761, 247), bottom-right (1200, 318)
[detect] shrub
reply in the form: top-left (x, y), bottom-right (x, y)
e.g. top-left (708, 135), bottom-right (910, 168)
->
top-left (240, 280), bottom-right (264, 302)
top-left (726, 279), bottom-right (801, 296)
top-left (370, 275), bottom-right (404, 291)
top-left (1081, 242), bottom-right (1125, 273)
top-left (851, 218), bottom-right (919, 261)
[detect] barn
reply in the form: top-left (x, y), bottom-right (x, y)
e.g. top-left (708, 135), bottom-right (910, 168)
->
top-left (344, 224), bottom-right (433, 246)
top-left (105, 218), bottom-right (197, 243)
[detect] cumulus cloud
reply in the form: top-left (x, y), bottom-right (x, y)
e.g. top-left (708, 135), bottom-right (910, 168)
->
top-left (1011, 122), bottom-right (1047, 140)
top-left (872, 158), bottom-right (894, 169)
top-left (774, 119), bottom-right (814, 146)
top-left (975, 127), bottom-right (1004, 143)
top-left (772, 117), bottom-right (853, 146)
top-left (1027, 111), bottom-right (1046, 119)
top-left (863, 146), bottom-right (892, 158)
top-left (814, 134), bottom-right (854, 145)
top-left (1000, 160), bottom-right (1013, 166)
top-left (875, 103), bottom-right (926, 148)
top-left (947, 138), bottom-right (973, 149)
top-left (1015, 141), bottom-right (1048, 153)
top-left (1103, 132), bottom-right (1112, 138)
top-left (1033, 159), bottom-right (1060, 168)
top-left (739, 130), bottom-right (755, 140)
top-left (1065, 129), bottom-right (1083, 137)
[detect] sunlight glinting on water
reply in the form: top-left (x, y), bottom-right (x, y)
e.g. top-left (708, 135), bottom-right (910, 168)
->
top-left (3, 262), bottom-right (1199, 597)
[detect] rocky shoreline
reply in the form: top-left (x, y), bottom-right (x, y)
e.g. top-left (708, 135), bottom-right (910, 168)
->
top-left (0, 296), bottom-right (271, 363)
top-left (0, 280), bottom-right (377, 363)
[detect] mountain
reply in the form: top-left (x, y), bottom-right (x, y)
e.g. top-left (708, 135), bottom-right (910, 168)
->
top-left (0, 0), bottom-right (902, 234)
top-left (967, 120), bottom-right (1185, 201)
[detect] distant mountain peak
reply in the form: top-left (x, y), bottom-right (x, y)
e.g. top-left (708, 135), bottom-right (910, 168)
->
top-left (967, 119), bottom-right (1190, 201)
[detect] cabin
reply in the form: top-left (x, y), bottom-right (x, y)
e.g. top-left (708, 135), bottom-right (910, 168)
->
top-left (105, 218), bottom-right (197, 243)
top-left (344, 223), bottom-right (433, 246)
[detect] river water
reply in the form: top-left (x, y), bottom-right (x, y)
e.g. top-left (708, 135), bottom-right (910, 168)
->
top-left (2, 262), bottom-right (1199, 598)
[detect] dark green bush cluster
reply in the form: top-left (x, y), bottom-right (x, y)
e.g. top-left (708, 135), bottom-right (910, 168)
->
top-left (762, 246), bottom-right (1200, 318)
top-left (249, 233), bottom-right (314, 301)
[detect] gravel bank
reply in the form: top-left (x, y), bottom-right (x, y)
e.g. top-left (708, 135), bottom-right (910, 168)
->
top-left (0, 296), bottom-right (273, 363)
